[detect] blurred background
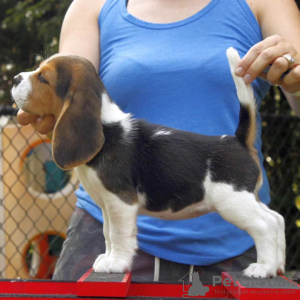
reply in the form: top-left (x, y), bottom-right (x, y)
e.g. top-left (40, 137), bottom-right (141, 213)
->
top-left (0, 0), bottom-right (300, 280)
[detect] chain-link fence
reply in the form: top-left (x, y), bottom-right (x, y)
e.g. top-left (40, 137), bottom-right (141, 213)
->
top-left (261, 114), bottom-right (300, 274)
top-left (0, 104), bottom-right (299, 280)
top-left (0, 110), bottom-right (78, 279)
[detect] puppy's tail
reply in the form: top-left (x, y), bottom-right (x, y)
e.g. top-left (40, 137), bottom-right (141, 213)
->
top-left (226, 47), bottom-right (256, 149)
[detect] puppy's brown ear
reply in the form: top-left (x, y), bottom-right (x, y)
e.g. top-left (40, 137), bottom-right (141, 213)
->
top-left (52, 89), bottom-right (104, 170)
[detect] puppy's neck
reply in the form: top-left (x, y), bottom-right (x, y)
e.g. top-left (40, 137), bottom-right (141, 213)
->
top-left (101, 92), bottom-right (133, 134)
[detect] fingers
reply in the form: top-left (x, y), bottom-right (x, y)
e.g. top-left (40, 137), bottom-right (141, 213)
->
top-left (280, 65), bottom-right (300, 93)
top-left (31, 114), bottom-right (56, 135)
top-left (17, 109), bottom-right (55, 135)
top-left (263, 56), bottom-right (290, 85)
top-left (235, 35), bottom-right (298, 85)
top-left (17, 109), bottom-right (40, 126)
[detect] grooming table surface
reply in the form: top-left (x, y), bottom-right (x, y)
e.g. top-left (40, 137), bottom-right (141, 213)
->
top-left (0, 269), bottom-right (299, 299)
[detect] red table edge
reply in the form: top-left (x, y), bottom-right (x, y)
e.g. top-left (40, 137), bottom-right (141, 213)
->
top-left (0, 270), bottom-right (299, 299)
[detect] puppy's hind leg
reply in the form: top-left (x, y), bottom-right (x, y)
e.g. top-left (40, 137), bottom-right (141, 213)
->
top-left (259, 203), bottom-right (286, 275)
top-left (209, 183), bottom-right (278, 278)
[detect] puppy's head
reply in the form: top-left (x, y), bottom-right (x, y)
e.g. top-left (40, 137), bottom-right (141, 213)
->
top-left (12, 54), bottom-right (105, 170)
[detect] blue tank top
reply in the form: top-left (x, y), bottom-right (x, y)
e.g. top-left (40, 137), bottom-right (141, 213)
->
top-left (76, 0), bottom-right (271, 265)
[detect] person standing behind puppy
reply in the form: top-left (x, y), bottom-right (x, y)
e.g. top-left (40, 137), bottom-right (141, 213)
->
top-left (18, 0), bottom-right (300, 281)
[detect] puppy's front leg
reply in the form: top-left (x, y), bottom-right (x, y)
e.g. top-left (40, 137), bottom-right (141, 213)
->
top-left (93, 208), bottom-right (111, 268)
top-left (93, 198), bottom-right (139, 273)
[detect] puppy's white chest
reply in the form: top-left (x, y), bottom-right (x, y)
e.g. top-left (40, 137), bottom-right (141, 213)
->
top-left (75, 165), bottom-right (106, 208)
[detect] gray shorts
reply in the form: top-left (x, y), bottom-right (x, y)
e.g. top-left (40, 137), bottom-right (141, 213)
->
top-left (53, 207), bottom-right (256, 282)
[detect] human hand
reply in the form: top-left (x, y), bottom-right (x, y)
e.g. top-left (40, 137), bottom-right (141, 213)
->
top-left (17, 109), bottom-right (55, 139)
top-left (235, 35), bottom-right (300, 94)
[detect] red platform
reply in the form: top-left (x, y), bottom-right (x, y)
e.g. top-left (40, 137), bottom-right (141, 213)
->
top-left (0, 269), bottom-right (299, 299)
top-left (222, 272), bottom-right (300, 300)
top-left (77, 268), bottom-right (132, 297)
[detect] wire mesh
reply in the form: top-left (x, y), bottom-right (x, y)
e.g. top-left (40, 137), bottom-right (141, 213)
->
top-left (0, 112), bottom-right (78, 279)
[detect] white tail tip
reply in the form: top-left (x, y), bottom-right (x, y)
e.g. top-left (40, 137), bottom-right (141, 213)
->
top-left (226, 47), bottom-right (255, 110)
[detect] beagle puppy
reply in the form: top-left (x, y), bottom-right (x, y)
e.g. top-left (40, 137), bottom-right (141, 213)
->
top-left (12, 48), bottom-right (285, 278)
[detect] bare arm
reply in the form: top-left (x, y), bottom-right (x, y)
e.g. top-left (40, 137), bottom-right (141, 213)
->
top-left (238, 0), bottom-right (300, 116)
top-left (17, 0), bottom-right (105, 134)
top-left (59, 0), bottom-right (105, 69)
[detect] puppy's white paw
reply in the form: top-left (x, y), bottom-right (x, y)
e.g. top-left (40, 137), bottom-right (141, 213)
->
top-left (93, 253), bottom-right (107, 269)
top-left (93, 255), bottom-right (131, 273)
top-left (243, 263), bottom-right (277, 278)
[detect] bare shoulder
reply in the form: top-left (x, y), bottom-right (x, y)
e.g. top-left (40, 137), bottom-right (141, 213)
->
top-left (59, 0), bottom-right (108, 69)
top-left (246, 0), bottom-right (300, 25)
top-left (246, 0), bottom-right (300, 45)
top-left (66, 0), bottom-right (106, 19)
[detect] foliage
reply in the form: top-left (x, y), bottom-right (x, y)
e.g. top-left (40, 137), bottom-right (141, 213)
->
top-left (0, 0), bottom-right (72, 104)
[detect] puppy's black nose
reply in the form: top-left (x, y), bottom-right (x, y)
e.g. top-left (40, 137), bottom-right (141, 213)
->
top-left (14, 74), bottom-right (23, 85)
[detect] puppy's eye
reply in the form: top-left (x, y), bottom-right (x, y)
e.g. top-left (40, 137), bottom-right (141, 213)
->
top-left (38, 73), bottom-right (49, 84)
